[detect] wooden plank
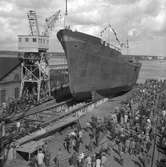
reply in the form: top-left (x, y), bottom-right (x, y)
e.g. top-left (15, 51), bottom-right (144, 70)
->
top-left (16, 116), bottom-right (78, 146)
top-left (23, 118), bottom-right (44, 122)
top-left (26, 99), bottom-right (56, 115)
top-left (24, 99), bottom-right (71, 117)
top-left (38, 112), bottom-right (57, 116)
top-left (16, 140), bottom-right (44, 153)
top-left (5, 99), bottom-right (71, 123)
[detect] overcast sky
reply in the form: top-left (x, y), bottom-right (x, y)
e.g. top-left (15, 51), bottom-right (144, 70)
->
top-left (0, 0), bottom-right (166, 56)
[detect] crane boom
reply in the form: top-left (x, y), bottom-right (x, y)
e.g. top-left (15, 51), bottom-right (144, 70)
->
top-left (43, 10), bottom-right (61, 36)
top-left (27, 10), bottom-right (40, 36)
top-left (100, 24), bottom-right (127, 48)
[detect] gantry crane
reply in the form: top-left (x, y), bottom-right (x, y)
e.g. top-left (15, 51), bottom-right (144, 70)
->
top-left (18, 10), bottom-right (61, 102)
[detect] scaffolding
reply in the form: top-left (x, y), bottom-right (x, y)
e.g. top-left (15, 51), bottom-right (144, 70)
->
top-left (19, 51), bottom-right (50, 102)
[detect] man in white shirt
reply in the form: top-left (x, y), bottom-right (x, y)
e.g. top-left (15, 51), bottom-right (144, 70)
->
top-left (96, 158), bottom-right (101, 167)
top-left (37, 148), bottom-right (45, 167)
top-left (162, 110), bottom-right (166, 117)
top-left (16, 121), bottom-right (20, 132)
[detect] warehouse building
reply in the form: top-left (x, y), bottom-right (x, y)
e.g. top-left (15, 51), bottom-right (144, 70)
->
top-left (0, 51), bottom-right (67, 105)
top-left (0, 52), bottom-right (21, 104)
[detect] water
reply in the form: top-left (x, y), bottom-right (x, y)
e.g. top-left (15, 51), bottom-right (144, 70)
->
top-left (138, 60), bottom-right (166, 83)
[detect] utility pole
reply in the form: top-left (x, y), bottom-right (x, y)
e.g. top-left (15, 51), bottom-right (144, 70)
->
top-left (151, 94), bottom-right (159, 167)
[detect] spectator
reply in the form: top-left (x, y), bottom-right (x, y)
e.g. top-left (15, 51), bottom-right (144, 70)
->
top-left (85, 154), bottom-right (91, 167)
top-left (101, 152), bottom-right (107, 167)
top-left (78, 152), bottom-right (85, 167)
top-left (36, 148), bottom-right (45, 167)
top-left (28, 155), bottom-right (37, 167)
top-left (44, 150), bottom-right (51, 167)
top-left (16, 121), bottom-right (21, 133)
top-left (71, 151), bottom-right (78, 167)
top-left (53, 156), bottom-right (58, 167)
top-left (91, 153), bottom-right (96, 167)
top-left (68, 156), bottom-right (74, 167)
top-left (78, 130), bottom-right (83, 143)
top-left (43, 142), bottom-right (49, 154)
top-left (55, 148), bottom-right (62, 167)
top-left (64, 135), bottom-right (70, 153)
top-left (96, 154), bottom-right (101, 167)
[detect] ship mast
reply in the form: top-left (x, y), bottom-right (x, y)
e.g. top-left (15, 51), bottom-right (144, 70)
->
top-left (64, 0), bottom-right (68, 28)
top-left (65, 0), bottom-right (68, 16)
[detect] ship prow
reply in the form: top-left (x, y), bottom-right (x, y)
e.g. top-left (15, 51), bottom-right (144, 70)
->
top-left (57, 29), bottom-right (141, 101)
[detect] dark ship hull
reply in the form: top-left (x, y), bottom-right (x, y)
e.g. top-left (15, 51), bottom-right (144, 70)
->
top-left (57, 29), bottom-right (141, 101)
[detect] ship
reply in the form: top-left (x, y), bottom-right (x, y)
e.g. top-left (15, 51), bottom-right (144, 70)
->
top-left (57, 28), bottom-right (141, 101)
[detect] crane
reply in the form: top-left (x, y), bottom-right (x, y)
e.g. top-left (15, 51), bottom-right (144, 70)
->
top-left (100, 24), bottom-right (121, 45)
top-left (18, 10), bottom-right (61, 102)
top-left (27, 10), bottom-right (40, 36)
top-left (43, 10), bottom-right (61, 36)
top-left (100, 24), bottom-right (127, 48)
top-left (27, 10), bottom-right (61, 36)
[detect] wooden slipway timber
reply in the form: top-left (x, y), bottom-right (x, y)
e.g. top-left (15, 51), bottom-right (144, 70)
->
top-left (15, 98), bottom-right (108, 146)
top-left (16, 116), bottom-right (78, 146)
top-left (2, 99), bottom-right (72, 123)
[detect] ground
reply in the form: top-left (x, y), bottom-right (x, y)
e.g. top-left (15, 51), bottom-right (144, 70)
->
top-left (3, 91), bottom-right (161, 167)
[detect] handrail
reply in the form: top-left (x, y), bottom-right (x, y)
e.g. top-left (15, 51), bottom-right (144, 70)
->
top-left (100, 39), bottom-right (121, 52)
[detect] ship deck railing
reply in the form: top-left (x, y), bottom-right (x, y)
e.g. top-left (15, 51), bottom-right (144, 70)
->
top-left (109, 43), bottom-right (121, 52)
top-left (101, 40), bottom-right (121, 52)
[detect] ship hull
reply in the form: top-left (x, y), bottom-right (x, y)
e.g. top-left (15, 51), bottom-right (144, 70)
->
top-left (57, 29), bottom-right (141, 101)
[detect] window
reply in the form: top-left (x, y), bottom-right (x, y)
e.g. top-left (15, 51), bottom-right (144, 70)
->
top-left (1, 89), bottom-right (6, 103)
top-left (14, 74), bottom-right (19, 81)
top-left (15, 88), bottom-right (19, 98)
top-left (33, 38), bottom-right (37, 42)
top-left (19, 38), bottom-right (22, 42)
top-left (25, 38), bottom-right (29, 42)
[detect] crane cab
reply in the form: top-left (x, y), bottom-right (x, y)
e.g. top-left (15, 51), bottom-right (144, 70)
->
top-left (18, 35), bottom-right (49, 52)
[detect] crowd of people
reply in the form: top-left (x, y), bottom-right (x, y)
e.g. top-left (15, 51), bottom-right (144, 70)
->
top-left (1, 79), bottom-right (166, 167)
top-left (60, 121), bottom-right (109, 167)
top-left (59, 79), bottom-right (166, 167)
top-left (0, 97), bottom-right (52, 167)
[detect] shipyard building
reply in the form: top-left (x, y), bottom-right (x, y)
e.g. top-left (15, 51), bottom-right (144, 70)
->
top-left (0, 51), bottom-right (67, 105)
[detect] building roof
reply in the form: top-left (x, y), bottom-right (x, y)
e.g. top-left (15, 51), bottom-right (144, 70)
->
top-left (0, 50), bottom-right (65, 81)
top-left (0, 50), bottom-right (19, 57)
top-left (0, 57), bottom-right (21, 81)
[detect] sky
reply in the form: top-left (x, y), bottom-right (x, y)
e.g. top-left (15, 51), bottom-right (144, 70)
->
top-left (0, 0), bottom-right (166, 56)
